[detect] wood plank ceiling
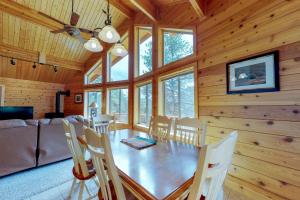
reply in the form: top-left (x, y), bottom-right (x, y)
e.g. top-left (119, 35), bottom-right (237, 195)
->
top-left (0, 0), bottom-right (191, 83)
top-left (0, 0), bottom-right (128, 83)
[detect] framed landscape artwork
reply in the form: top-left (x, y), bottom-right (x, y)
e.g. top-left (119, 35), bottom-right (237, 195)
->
top-left (226, 51), bottom-right (280, 94)
top-left (74, 93), bottom-right (83, 104)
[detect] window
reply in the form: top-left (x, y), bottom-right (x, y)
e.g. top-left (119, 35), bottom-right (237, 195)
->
top-left (85, 60), bottom-right (102, 84)
top-left (85, 91), bottom-right (102, 118)
top-left (107, 34), bottom-right (129, 82)
top-left (136, 27), bottom-right (152, 76)
top-left (163, 29), bottom-right (194, 65)
top-left (108, 88), bottom-right (128, 123)
top-left (137, 83), bottom-right (152, 126)
top-left (162, 72), bottom-right (194, 118)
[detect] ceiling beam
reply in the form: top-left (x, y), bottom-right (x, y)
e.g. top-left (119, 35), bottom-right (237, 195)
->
top-left (189, 0), bottom-right (206, 17)
top-left (110, 0), bottom-right (134, 18)
top-left (0, 43), bottom-right (84, 71)
top-left (128, 0), bottom-right (158, 22)
top-left (0, 0), bottom-right (91, 40)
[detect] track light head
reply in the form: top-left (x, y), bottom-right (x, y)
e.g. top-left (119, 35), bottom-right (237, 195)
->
top-left (53, 65), bottom-right (58, 72)
top-left (10, 58), bottom-right (16, 65)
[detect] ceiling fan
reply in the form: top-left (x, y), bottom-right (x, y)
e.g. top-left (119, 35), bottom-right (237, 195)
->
top-left (42, 0), bottom-right (93, 43)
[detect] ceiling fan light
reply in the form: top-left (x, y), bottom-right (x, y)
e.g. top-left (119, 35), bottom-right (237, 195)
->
top-left (98, 25), bottom-right (120, 43)
top-left (111, 42), bottom-right (128, 57)
top-left (84, 37), bottom-right (103, 52)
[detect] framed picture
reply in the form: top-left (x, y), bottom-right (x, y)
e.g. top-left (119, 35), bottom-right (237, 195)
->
top-left (74, 93), bottom-right (83, 104)
top-left (226, 51), bottom-right (280, 94)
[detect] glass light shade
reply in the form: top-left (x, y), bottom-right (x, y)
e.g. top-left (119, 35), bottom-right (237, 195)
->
top-left (98, 25), bottom-right (120, 43)
top-left (84, 37), bottom-right (103, 52)
top-left (111, 42), bottom-right (128, 57)
top-left (89, 102), bottom-right (98, 108)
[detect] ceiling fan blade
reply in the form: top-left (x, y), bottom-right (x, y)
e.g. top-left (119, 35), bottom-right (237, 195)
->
top-left (78, 28), bottom-right (93, 34)
top-left (70, 12), bottom-right (80, 26)
top-left (51, 29), bottom-right (66, 34)
top-left (38, 11), bottom-right (66, 25)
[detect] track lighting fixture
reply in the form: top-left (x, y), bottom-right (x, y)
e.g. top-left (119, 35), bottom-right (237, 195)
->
top-left (32, 63), bottom-right (37, 69)
top-left (53, 65), bottom-right (58, 72)
top-left (10, 58), bottom-right (16, 65)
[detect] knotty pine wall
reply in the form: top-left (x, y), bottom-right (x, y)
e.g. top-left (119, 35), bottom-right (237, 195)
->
top-left (196, 0), bottom-right (300, 199)
top-left (0, 77), bottom-right (65, 118)
top-left (64, 72), bottom-right (84, 116)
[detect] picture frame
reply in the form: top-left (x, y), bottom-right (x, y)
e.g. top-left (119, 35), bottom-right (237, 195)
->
top-left (74, 93), bottom-right (83, 104)
top-left (226, 51), bottom-right (280, 94)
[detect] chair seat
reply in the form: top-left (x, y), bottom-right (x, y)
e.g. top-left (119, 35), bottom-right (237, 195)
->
top-left (98, 180), bottom-right (137, 200)
top-left (72, 159), bottom-right (96, 180)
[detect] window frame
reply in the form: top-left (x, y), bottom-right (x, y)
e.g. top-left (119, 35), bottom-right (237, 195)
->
top-left (84, 89), bottom-right (102, 119)
top-left (134, 80), bottom-right (153, 128)
top-left (107, 86), bottom-right (129, 124)
top-left (158, 65), bottom-right (197, 118)
top-left (84, 60), bottom-right (102, 85)
top-left (107, 33), bottom-right (129, 83)
top-left (158, 27), bottom-right (196, 68)
top-left (134, 26), bottom-right (153, 78)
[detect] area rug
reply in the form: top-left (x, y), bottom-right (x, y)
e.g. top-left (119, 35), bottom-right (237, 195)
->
top-left (0, 159), bottom-right (73, 200)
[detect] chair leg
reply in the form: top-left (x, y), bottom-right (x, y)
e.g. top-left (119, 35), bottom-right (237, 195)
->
top-left (78, 181), bottom-right (84, 200)
top-left (84, 183), bottom-right (92, 197)
top-left (67, 177), bottom-right (77, 199)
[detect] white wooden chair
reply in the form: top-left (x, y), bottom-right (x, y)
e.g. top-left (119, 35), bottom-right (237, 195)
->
top-left (62, 119), bottom-right (98, 200)
top-left (91, 114), bottom-right (116, 134)
top-left (186, 131), bottom-right (238, 200)
top-left (84, 128), bottom-right (135, 200)
top-left (174, 117), bottom-right (207, 147)
top-left (148, 115), bottom-right (172, 140)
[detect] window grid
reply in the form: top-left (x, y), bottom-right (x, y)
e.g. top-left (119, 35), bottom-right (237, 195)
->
top-left (138, 83), bottom-right (152, 126)
top-left (162, 72), bottom-right (195, 118)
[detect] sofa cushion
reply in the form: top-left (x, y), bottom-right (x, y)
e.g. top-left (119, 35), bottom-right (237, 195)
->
top-left (25, 119), bottom-right (39, 126)
top-left (0, 119), bottom-right (27, 129)
top-left (39, 119), bottom-right (51, 125)
top-left (50, 118), bottom-right (63, 125)
top-left (65, 115), bottom-right (79, 123)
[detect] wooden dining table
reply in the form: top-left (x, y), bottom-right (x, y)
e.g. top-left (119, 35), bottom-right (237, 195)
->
top-left (78, 129), bottom-right (200, 200)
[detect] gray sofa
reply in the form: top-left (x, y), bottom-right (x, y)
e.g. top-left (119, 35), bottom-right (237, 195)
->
top-left (0, 119), bottom-right (38, 176)
top-left (0, 116), bottom-right (87, 177)
top-left (38, 117), bottom-right (85, 166)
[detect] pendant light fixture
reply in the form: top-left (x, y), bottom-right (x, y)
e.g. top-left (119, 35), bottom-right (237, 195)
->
top-left (98, 0), bottom-right (120, 43)
top-left (111, 41), bottom-right (128, 57)
top-left (84, 35), bottom-right (103, 52)
top-left (84, 0), bottom-right (124, 55)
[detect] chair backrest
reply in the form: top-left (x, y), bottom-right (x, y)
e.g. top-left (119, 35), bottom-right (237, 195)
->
top-left (91, 114), bottom-right (116, 134)
top-left (62, 119), bottom-right (89, 177)
top-left (188, 131), bottom-right (238, 200)
top-left (148, 115), bottom-right (172, 140)
top-left (174, 117), bottom-right (207, 147)
top-left (84, 128), bottom-right (126, 200)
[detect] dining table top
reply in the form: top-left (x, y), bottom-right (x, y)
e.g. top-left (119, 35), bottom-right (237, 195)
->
top-left (78, 129), bottom-right (200, 200)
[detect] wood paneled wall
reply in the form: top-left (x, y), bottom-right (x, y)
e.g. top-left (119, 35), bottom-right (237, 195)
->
top-left (64, 73), bottom-right (84, 116)
top-left (0, 77), bottom-right (65, 118)
top-left (197, 0), bottom-right (300, 199)
top-left (64, 0), bottom-right (300, 199)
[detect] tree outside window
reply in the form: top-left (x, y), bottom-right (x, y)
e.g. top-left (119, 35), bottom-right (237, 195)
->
top-left (108, 88), bottom-right (128, 123)
top-left (163, 73), bottom-right (194, 118)
top-left (138, 83), bottom-right (152, 126)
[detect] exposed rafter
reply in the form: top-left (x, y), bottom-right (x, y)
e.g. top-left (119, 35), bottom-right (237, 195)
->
top-left (0, 0), bottom-right (91, 40)
top-left (128, 0), bottom-right (158, 22)
top-left (189, 0), bottom-right (206, 17)
top-left (110, 0), bottom-right (134, 18)
top-left (0, 43), bottom-right (83, 71)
